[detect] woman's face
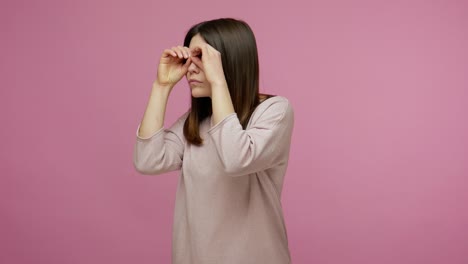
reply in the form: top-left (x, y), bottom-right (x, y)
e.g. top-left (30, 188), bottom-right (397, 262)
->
top-left (186, 34), bottom-right (211, 98)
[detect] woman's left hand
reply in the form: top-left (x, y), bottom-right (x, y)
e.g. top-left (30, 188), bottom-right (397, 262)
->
top-left (190, 44), bottom-right (227, 87)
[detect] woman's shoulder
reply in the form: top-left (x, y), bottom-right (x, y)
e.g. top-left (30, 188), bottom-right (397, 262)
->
top-left (258, 94), bottom-right (292, 111)
top-left (251, 94), bottom-right (293, 125)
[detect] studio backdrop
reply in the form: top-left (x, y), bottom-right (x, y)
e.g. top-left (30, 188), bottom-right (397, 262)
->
top-left (1, 0), bottom-right (467, 263)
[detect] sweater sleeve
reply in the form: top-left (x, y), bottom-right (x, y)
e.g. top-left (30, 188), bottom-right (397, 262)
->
top-left (133, 112), bottom-right (188, 175)
top-left (207, 98), bottom-right (294, 177)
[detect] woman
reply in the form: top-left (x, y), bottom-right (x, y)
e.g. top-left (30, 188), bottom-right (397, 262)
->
top-left (133, 18), bottom-right (294, 264)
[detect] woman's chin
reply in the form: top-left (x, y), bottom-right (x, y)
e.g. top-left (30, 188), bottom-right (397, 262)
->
top-left (190, 88), bottom-right (211, 98)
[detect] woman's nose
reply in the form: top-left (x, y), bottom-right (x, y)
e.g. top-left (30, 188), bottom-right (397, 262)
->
top-left (188, 61), bottom-right (198, 73)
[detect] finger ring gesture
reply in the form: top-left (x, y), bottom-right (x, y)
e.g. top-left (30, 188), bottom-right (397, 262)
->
top-left (190, 44), bottom-right (227, 87)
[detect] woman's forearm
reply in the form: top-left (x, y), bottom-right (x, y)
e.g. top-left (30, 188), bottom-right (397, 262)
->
top-left (137, 82), bottom-right (173, 138)
top-left (210, 81), bottom-right (235, 126)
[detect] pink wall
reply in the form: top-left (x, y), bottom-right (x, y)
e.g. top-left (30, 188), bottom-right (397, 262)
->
top-left (1, 0), bottom-right (467, 263)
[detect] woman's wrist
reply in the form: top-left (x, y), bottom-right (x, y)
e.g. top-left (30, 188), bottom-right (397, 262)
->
top-left (152, 82), bottom-right (173, 95)
top-left (153, 80), bottom-right (174, 88)
top-left (209, 78), bottom-right (228, 90)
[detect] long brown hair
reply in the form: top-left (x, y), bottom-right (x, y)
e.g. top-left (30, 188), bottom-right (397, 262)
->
top-left (183, 18), bottom-right (271, 145)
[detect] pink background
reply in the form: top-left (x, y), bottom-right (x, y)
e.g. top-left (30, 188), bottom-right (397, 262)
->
top-left (1, 0), bottom-right (467, 263)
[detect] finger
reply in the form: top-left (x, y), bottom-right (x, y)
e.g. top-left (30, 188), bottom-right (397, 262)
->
top-left (202, 44), bottom-right (217, 59)
top-left (185, 47), bottom-right (192, 58)
top-left (190, 55), bottom-right (203, 69)
top-left (183, 46), bottom-right (191, 58)
top-left (200, 44), bottom-right (209, 56)
top-left (177, 46), bottom-right (189, 59)
top-left (163, 49), bottom-right (177, 57)
top-left (177, 46), bottom-right (189, 58)
top-left (171, 46), bottom-right (184, 59)
top-left (190, 47), bottom-right (201, 57)
top-left (182, 56), bottom-right (192, 69)
top-left (206, 44), bottom-right (220, 56)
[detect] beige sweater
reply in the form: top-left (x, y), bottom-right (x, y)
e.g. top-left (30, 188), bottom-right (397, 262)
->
top-left (133, 96), bottom-right (294, 264)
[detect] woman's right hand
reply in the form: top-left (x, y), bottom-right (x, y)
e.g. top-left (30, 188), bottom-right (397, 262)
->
top-left (155, 46), bottom-right (192, 88)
